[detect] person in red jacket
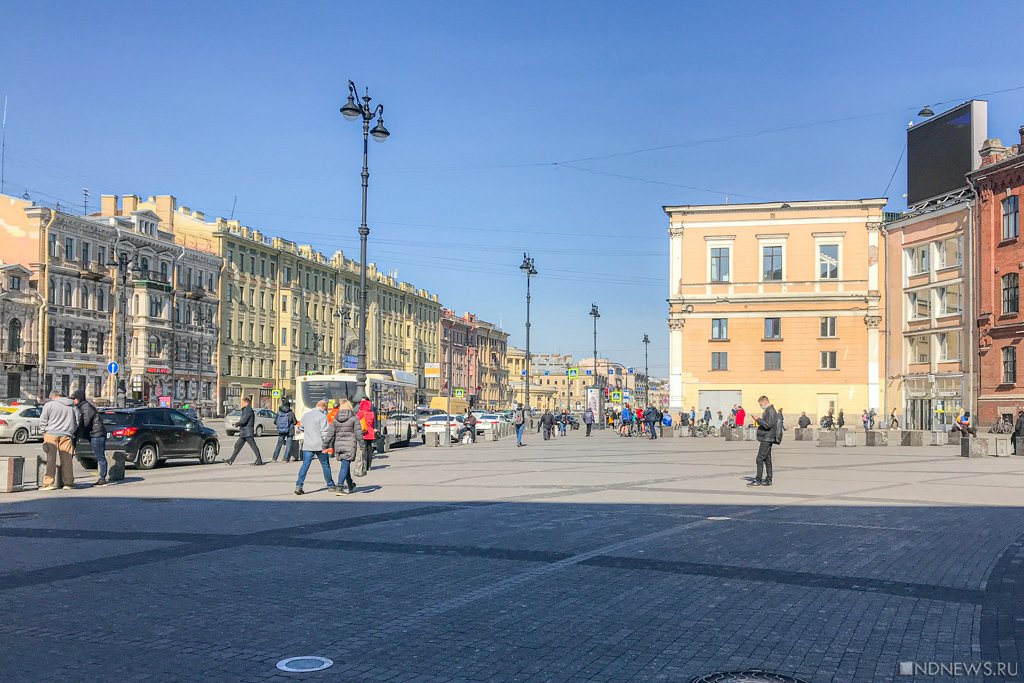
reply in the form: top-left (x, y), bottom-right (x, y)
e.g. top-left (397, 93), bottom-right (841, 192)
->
top-left (357, 398), bottom-right (376, 470)
top-left (735, 405), bottom-right (746, 427)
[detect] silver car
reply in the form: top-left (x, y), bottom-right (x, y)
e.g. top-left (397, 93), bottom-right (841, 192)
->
top-left (224, 408), bottom-right (278, 437)
top-left (0, 405), bottom-right (44, 443)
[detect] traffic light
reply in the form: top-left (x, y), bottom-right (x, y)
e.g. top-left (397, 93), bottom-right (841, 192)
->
top-left (604, 387), bottom-right (610, 399)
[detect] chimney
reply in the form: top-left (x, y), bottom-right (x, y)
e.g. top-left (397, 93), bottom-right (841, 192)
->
top-left (980, 138), bottom-right (1008, 167)
top-left (153, 195), bottom-right (176, 223)
top-left (100, 194), bottom-right (118, 216)
top-left (122, 194), bottom-right (140, 213)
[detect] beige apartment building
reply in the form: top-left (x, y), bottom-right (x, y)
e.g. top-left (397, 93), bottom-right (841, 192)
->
top-left (664, 199), bottom-right (889, 420)
top-left (884, 203), bottom-right (971, 430)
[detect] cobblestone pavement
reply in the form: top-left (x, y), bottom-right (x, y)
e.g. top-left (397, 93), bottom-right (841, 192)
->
top-left (2, 429), bottom-right (1024, 682)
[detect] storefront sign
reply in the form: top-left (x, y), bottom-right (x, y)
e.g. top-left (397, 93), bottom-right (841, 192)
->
top-left (146, 367), bottom-right (170, 374)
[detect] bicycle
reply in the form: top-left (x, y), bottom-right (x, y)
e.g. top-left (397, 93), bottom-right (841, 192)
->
top-left (989, 419), bottom-right (1013, 435)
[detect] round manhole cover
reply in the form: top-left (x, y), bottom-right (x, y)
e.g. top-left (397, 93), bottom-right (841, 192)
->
top-left (276, 656), bottom-right (333, 673)
top-left (0, 512), bottom-right (37, 520)
top-left (691, 672), bottom-right (808, 683)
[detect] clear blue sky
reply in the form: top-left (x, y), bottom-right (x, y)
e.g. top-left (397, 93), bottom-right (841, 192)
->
top-left (4, 1), bottom-right (1024, 375)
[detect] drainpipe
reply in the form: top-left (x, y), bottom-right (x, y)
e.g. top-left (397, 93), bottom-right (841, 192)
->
top-left (38, 208), bottom-right (58, 398)
top-left (881, 220), bottom-right (890, 424)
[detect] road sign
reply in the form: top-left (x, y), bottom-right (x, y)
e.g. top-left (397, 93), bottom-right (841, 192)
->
top-left (106, 361), bottom-right (119, 375)
top-left (628, 367), bottom-right (634, 374)
top-left (608, 368), bottom-right (616, 375)
top-left (454, 388), bottom-right (465, 398)
top-left (521, 370), bottom-right (527, 376)
top-left (271, 389), bottom-right (281, 399)
top-left (585, 369), bottom-right (592, 376)
top-left (567, 367), bottom-right (579, 379)
top-left (611, 390), bottom-right (623, 402)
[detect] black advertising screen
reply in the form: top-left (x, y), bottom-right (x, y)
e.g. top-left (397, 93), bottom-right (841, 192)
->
top-left (907, 102), bottom-right (975, 205)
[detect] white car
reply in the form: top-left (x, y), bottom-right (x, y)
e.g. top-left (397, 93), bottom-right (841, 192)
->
top-left (423, 414), bottom-right (465, 442)
top-left (225, 408), bottom-right (278, 437)
top-left (0, 405), bottom-right (43, 443)
top-left (474, 413), bottom-right (503, 434)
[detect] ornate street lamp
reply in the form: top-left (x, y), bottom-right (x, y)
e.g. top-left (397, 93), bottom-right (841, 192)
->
top-left (519, 254), bottom-right (537, 415)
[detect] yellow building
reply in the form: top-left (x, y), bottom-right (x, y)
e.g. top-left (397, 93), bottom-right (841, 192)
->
top-left (664, 199), bottom-right (888, 420)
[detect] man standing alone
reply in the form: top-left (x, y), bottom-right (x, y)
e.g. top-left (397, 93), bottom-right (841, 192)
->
top-left (747, 395), bottom-right (779, 488)
top-left (39, 390), bottom-right (79, 490)
top-left (226, 397), bottom-right (264, 466)
top-left (582, 406), bottom-right (594, 436)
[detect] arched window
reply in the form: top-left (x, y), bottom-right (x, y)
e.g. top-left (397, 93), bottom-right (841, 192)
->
top-left (97, 289), bottom-right (106, 311)
top-left (140, 257), bottom-right (150, 275)
top-left (148, 335), bottom-right (161, 358)
top-left (48, 279), bottom-right (56, 304)
top-left (80, 286), bottom-right (89, 309)
top-left (8, 319), bottom-right (22, 352)
top-left (62, 284), bottom-right (72, 306)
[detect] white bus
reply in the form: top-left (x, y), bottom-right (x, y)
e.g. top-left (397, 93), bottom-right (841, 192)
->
top-left (294, 370), bottom-right (419, 450)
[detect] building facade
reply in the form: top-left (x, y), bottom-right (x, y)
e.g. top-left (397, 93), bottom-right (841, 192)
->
top-left (968, 131), bottom-right (1024, 425)
top-left (665, 199), bottom-right (889, 420)
top-left (474, 318), bottom-right (509, 409)
top-left (0, 262), bottom-right (42, 398)
top-left (884, 203), bottom-right (971, 430)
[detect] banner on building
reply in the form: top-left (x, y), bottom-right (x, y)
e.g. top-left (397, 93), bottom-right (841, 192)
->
top-left (424, 363), bottom-right (441, 378)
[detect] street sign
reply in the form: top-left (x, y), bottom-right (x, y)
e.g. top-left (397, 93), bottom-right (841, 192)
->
top-left (424, 363), bottom-right (441, 378)
top-left (608, 368), bottom-right (616, 375)
top-left (611, 390), bottom-right (623, 402)
top-left (567, 367), bottom-right (579, 379)
top-left (106, 361), bottom-right (119, 375)
top-left (543, 370), bottom-right (550, 376)
top-left (520, 370), bottom-right (527, 376)
top-left (271, 389), bottom-right (281, 399)
top-left (585, 370), bottom-right (592, 376)
top-left (454, 388), bottom-right (465, 398)
top-left (627, 367), bottom-right (634, 374)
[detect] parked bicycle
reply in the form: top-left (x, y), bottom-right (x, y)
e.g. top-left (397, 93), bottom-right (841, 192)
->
top-left (693, 421), bottom-right (719, 438)
top-left (989, 418), bottom-right (1013, 435)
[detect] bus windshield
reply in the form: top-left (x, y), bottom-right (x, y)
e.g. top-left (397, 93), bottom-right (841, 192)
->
top-left (300, 380), bottom-right (358, 409)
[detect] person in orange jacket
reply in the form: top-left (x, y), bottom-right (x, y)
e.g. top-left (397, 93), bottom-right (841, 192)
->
top-left (357, 398), bottom-right (376, 469)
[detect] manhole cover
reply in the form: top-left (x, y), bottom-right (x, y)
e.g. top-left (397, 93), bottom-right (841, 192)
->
top-left (276, 656), bottom-right (333, 673)
top-left (0, 512), bottom-right (37, 520)
top-left (691, 672), bottom-right (808, 683)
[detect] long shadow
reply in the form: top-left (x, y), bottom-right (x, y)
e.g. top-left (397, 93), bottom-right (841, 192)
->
top-left (0, 493), bottom-right (1022, 682)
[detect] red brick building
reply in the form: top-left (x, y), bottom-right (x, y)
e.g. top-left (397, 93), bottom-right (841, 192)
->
top-left (969, 128), bottom-right (1024, 425)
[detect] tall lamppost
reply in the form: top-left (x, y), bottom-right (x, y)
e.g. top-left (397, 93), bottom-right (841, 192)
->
top-left (335, 307), bottom-right (351, 372)
top-left (312, 332), bottom-right (326, 374)
top-left (642, 333), bottom-right (650, 405)
top-left (590, 304), bottom-right (601, 429)
top-left (519, 254), bottom-right (537, 416)
top-left (340, 79), bottom-right (390, 401)
top-left (108, 253), bottom-right (140, 407)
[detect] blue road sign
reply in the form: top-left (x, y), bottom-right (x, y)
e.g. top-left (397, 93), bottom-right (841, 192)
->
top-left (106, 361), bottom-right (119, 375)
top-left (521, 370), bottom-right (527, 376)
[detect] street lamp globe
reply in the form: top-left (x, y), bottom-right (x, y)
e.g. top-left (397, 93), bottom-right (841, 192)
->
top-left (370, 118), bottom-right (390, 142)
top-left (340, 94), bottom-right (361, 121)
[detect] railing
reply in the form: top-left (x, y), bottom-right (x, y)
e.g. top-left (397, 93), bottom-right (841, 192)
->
top-left (0, 352), bottom-right (39, 366)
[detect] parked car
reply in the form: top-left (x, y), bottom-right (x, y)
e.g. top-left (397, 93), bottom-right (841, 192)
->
top-left (474, 413), bottom-right (503, 435)
top-left (0, 397), bottom-right (40, 408)
top-left (224, 408), bottom-right (278, 436)
top-left (75, 407), bottom-right (219, 470)
top-left (0, 405), bottom-right (43, 443)
top-left (422, 414), bottom-right (465, 443)
top-left (414, 408), bottom-right (445, 434)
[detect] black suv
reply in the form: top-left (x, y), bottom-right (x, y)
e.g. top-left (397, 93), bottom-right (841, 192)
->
top-left (75, 408), bottom-right (219, 470)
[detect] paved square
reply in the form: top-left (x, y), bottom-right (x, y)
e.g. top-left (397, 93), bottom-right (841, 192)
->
top-left (2, 430), bottom-right (1023, 682)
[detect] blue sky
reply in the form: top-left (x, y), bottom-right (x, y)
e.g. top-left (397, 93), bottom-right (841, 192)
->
top-left (4, 1), bottom-right (1024, 375)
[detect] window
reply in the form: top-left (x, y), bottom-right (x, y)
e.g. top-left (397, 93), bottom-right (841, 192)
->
top-left (248, 323), bottom-right (254, 342)
top-left (1003, 195), bottom-right (1019, 240)
top-left (762, 245), bottom-right (783, 281)
top-left (763, 318), bottom-right (782, 340)
top-left (7, 319), bottom-right (21, 352)
top-left (148, 336), bottom-right (161, 358)
top-left (160, 262), bottom-right (169, 282)
top-left (711, 318), bottom-right (728, 340)
top-left (80, 330), bottom-right (89, 353)
top-left (1003, 347), bottom-right (1017, 384)
top-left (909, 291), bottom-right (931, 320)
top-left (939, 331), bottom-right (961, 361)
top-left (140, 257), bottom-right (150, 274)
top-left (248, 288), bottom-right (254, 306)
top-left (710, 247), bottom-right (730, 283)
top-left (1002, 274), bottom-right (1019, 314)
top-left (149, 297), bottom-right (162, 318)
top-left (908, 336), bottom-right (930, 364)
top-left (249, 256), bottom-right (255, 274)
top-left (936, 284), bottom-right (962, 315)
top-left (818, 244), bottom-right (839, 279)
top-left (96, 332), bottom-right (105, 355)
top-left (270, 262), bottom-right (277, 279)
top-left (63, 328), bottom-right (72, 352)
top-left (281, 295), bottom-right (288, 312)
top-left (281, 328), bottom-right (287, 345)
top-left (711, 352), bottom-right (728, 370)
top-left (94, 377), bottom-right (102, 397)
top-left (237, 321), bottom-right (243, 339)
top-left (81, 242), bottom-right (91, 265)
top-left (97, 289), bottom-right (106, 311)
top-left (284, 266), bottom-right (292, 283)
top-left (819, 317), bottom-right (837, 338)
top-left (80, 287), bottom-right (89, 309)
top-left (227, 284), bottom-right (234, 302)
top-left (820, 351), bottom-right (837, 369)
top-left (764, 351), bottom-right (781, 370)
top-left (227, 248), bottom-right (234, 265)
top-left (939, 238), bottom-right (962, 269)
top-left (64, 237), bottom-right (75, 260)
top-left (63, 284), bottom-right (72, 306)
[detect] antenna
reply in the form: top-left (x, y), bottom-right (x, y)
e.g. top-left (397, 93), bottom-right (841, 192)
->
top-left (1, 95), bottom-right (7, 195)
top-left (229, 195), bottom-right (237, 220)
top-left (83, 188), bottom-right (90, 215)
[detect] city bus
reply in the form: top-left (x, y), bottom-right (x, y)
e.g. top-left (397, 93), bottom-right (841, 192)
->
top-left (294, 370), bottom-right (419, 450)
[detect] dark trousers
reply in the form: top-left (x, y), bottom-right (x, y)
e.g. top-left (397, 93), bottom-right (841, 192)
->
top-left (585, 423), bottom-right (592, 436)
top-left (363, 440), bottom-right (374, 469)
top-left (229, 436), bottom-right (263, 464)
top-left (755, 441), bottom-right (773, 483)
top-left (91, 436), bottom-right (108, 479)
top-left (543, 426), bottom-right (552, 440)
top-left (271, 434), bottom-right (293, 461)
top-left (647, 420), bottom-right (657, 439)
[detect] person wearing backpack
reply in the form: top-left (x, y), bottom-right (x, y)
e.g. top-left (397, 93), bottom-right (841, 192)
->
top-left (511, 403), bottom-right (526, 447)
top-left (271, 401), bottom-right (298, 463)
top-left (747, 394), bottom-right (780, 488)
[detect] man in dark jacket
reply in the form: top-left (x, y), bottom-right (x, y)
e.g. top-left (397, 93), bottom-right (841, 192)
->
top-left (748, 395), bottom-right (779, 487)
top-left (540, 410), bottom-right (555, 440)
top-left (271, 402), bottom-right (298, 462)
top-left (1014, 410), bottom-right (1024, 455)
top-left (644, 405), bottom-right (658, 440)
top-left (225, 397), bottom-right (264, 465)
top-left (73, 390), bottom-right (108, 486)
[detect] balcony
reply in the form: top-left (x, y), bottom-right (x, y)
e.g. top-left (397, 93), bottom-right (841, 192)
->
top-left (0, 351), bottom-right (39, 367)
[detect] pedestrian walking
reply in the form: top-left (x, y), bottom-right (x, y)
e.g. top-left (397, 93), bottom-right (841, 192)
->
top-left (357, 398), bottom-right (376, 471)
top-left (225, 397), bottom-right (264, 466)
top-left (747, 395), bottom-right (780, 487)
top-left (541, 410), bottom-right (555, 440)
top-left (889, 409), bottom-right (899, 429)
top-left (271, 401), bottom-right (298, 462)
top-left (620, 404), bottom-right (633, 436)
top-left (558, 410), bottom-right (569, 437)
top-left (583, 406), bottom-right (595, 436)
top-left (862, 410), bottom-right (869, 433)
top-left (294, 400), bottom-right (337, 495)
top-left (324, 399), bottom-right (361, 495)
top-left (72, 390), bottom-right (108, 487)
top-left (837, 409), bottom-right (845, 429)
top-left (39, 390), bottom-right (79, 490)
top-left (512, 403), bottom-right (527, 447)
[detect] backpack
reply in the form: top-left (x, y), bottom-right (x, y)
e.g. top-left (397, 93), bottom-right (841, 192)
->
top-left (774, 414), bottom-right (784, 444)
top-left (513, 410), bottom-right (524, 426)
top-left (275, 411), bottom-right (291, 433)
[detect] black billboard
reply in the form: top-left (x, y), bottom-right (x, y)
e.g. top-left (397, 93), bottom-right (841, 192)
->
top-left (906, 100), bottom-right (986, 206)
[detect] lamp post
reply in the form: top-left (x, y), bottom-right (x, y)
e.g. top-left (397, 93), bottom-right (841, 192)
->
top-left (642, 333), bottom-right (650, 405)
top-left (340, 79), bottom-right (390, 402)
top-left (312, 332), bottom-right (326, 374)
top-left (519, 254), bottom-right (537, 419)
top-left (108, 253), bottom-right (140, 407)
top-left (335, 307), bottom-right (351, 372)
